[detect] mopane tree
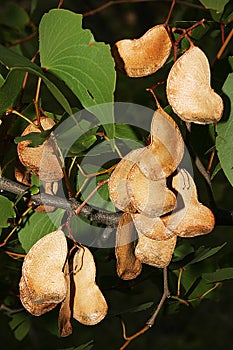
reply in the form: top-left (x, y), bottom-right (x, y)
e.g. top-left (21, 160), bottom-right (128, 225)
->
top-left (0, 1), bottom-right (233, 349)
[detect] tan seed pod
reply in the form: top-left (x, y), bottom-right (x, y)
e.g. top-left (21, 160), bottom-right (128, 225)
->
top-left (127, 164), bottom-right (176, 217)
top-left (72, 246), bottom-right (108, 325)
top-left (162, 169), bottom-right (215, 237)
top-left (17, 117), bottom-right (63, 182)
top-left (136, 107), bottom-right (184, 180)
top-left (108, 148), bottom-right (144, 212)
top-left (112, 25), bottom-right (172, 77)
top-left (58, 260), bottom-right (72, 337)
top-left (20, 229), bottom-right (68, 315)
top-left (166, 45), bottom-right (224, 124)
top-left (135, 232), bottom-right (177, 268)
top-left (115, 213), bottom-right (142, 280)
top-left (132, 213), bottom-right (175, 241)
top-left (14, 160), bottom-right (31, 186)
top-left (19, 276), bottom-right (58, 316)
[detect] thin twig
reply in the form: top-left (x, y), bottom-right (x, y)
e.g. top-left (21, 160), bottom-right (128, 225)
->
top-left (7, 30), bottom-right (38, 47)
top-left (7, 110), bottom-right (39, 128)
top-left (165, 0), bottom-right (176, 27)
top-left (147, 267), bottom-right (170, 326)
top-left (83, 0), bottom-right (208, 17)
top-left (213, 28), bottom-right (233, 66)
top-left (119, 268), bottom-right (170, 349)
top-left (74, 179), bottom-right (109, 216)
top-left (0, 304), bottom-right (24, 315)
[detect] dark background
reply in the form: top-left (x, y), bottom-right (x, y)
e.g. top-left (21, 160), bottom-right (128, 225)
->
top-left (0, 1), bottom-right (233, 349)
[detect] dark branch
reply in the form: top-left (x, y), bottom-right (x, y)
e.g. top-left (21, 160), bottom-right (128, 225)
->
top-left (0, 176), bottom-right (121, 227)
top-left (0, 176), bottom-right (233, 227)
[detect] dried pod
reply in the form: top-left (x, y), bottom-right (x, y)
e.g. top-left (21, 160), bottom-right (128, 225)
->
top-left (166, 45), bottom-right (223, 124)
top-left (135, 232), bottom-right (177, 268)
top-left (162, 169), bottom-right (215, 237)
top-left (112, 25), bottom-right (172, 77)
top-left (14, 161), bottom-right (31, 186)
top-left (132, 213), bottom-right (175, 241)
top-left (58, 260), bottom-right (72, 337)
top-left (108, 148), bottom-right (143, 212)
top-left (115, 213), bottom-right (142, 280)
top-left (17, 117), bottom-right (63, 182)
top-left (72, 246), bottom-right (108, 325)
top-left (127, 164), bottom-right (176, 217)
top-left (19, 276), bottom-right (58, 316)
top-left (136, 107), bottom-right (184, 180)
top-left (19, 229), bottom-right (68, 316)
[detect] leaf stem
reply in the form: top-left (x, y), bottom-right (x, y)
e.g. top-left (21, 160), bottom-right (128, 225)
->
top-left (119, 268), bottom-right (170, 349)
top-left (9, 110), bottom-right (39, 128)
top-left (34, 77), bottom-right (43, 130)
top-left (213, 28), bottom-right (233, 66)
top-left (74, 179), bottom-right (109, 216)
top-left (165, 0), bottom-right (176, 26)
top-left (187, 282), bottom-right (222, 303)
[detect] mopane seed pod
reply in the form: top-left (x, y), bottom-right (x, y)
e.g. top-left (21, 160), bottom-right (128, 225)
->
top-left (19, 229), bottom-right (68, 316)
top-left (132, 213), bottom-right (175, 241)
top-left (127, 164), bottom-right (176, 217)
top-left (135, 232), bottom-right (177, 268)
top-left (72, 246), bottom-right (108, 325)
top-left (112, 25), bottom-right (172, 77)
top-left (162, 169), bottom-right (215, 237)
top-left (17, 117), bottom-right (63, 182)
top-left (115, 213), bottom-right (142, 280)
top-left (166, 45), bottom-right (223, 124)
top-left (136, 107), bottom-right (184, 180)
top-left (108, 148), bottom-right (143, 212)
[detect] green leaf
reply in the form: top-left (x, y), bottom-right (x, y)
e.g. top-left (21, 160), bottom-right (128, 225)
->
top-left (198, 0), bottom-right (230, 13)
top-left (75, 341), bottom-right (94, 350)
top-left (39, 9), bottom-right (116, 139)
top-left (18, 209), bottom-right (65, 252)
top-left (9, 313), bottom-right (30, 341)
top-left (216, 73), bottom-right (233, 186)
top-left (185, 243), bottom-right (227, 266)
top-left (202, 267), bottom-right (233, 282)
top-left (115, 123), bottom-right (148, 144)
top-left (0, 2), bottom-right (29, 31)
top-left (127, 302), bottom-right (154, 313)
top-left (0, 44), bottom-right (72, 115)
top-left (0, 70), bottom-right (25, 115)
top-left (14, 130), bottom-right (51, 147)
top-left (210, 162), bottom-right (222, 180)
top-left (0, 195), bottom-right (16, 228)
top-left (0, 74), bottom-right (4, 87)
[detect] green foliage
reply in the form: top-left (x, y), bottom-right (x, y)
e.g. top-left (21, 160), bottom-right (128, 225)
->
top-left (8, 312), bottom-right (30, 341)
top-left (39, 9), bottom-right (116, 138)
top-left (0, 45), bottom-right (72, 114)
top-left (216, 73), bottom-right (233, 186)
top-left (0, 195), bottom-right (16, 228)
top-left (198, 0), bottom-right (230, 13)
top-left (0, 70), bottom-right (25, 115)
top-left (18, 209), bottom-right (65, 252)
top-left (203, 267), bottom-right (233, 282)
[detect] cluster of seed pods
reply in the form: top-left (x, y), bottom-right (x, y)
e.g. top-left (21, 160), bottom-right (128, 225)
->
top-left (109, 24), bottom-right (223, 278)
top-left (19, 230), bottom-right (108, 336)
top-left (16, 117), bottom-right (63, 212)
top-left (108, 106), bottom-right (215, 279)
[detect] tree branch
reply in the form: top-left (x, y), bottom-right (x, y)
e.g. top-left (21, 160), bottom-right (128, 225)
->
top-left (0, 176), bottom-right (120, 227)
top-left (1, 176), bottom-right (233, 227)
